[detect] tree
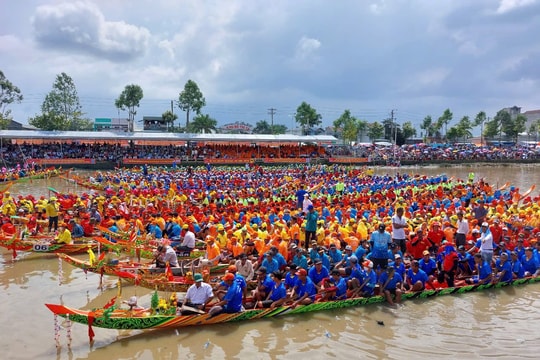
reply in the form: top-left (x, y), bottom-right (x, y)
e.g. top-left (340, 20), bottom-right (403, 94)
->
top-left (484, 115), bottom-right (501, 139)
top-left (115, 84), bottom-right (143, 133)
top-left (333, 110), bottom-right (359, 144)
top-left (507, 114), bottom-right (527, 143)
top-left (456, 115), bottom-right (473, 140)
top-left (188, 113), bottom-right (217, 133)
top-left (367, 121), bottom-right (385, 141)
top-left (401, 121), bottom-right (417, 141)
top-left (29, 72), bottom-right (93, 131)
top-left (271, 124), bottom-right (287, 134)
top-left (420, 115), bottom-right (436, 139)
top-left (528, 119), bottom-right (540, 141)
top-left (162, 110), bottom-right (178, 132)
top-left (252, 120), bottom-right (286, 134)
top-left (474, 111), bottom-right (487, 145)
top-left (177, 80), bottom-right (206, 129)
top-left (253, 120), bottom-right (272, 134)
top-left (0, 70), bottom-right (23, 129)
top-left (437, 108), bottom-right (453, 140)
top-left (295, 101), bottom-right (322, 135)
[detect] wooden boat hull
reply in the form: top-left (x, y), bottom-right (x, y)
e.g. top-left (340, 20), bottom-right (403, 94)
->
top-left (93, 236), bottom-right (206, 260)
top-left (58, 253), bottom-right (224, 292)
top-left (0, 237), bottom-right (97, 254)
top-left (46, 276), bottom-right (540, 331)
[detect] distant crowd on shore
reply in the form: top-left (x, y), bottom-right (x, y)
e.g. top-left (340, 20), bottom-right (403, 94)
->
top-left (1, 141), bottom-right (539, 164)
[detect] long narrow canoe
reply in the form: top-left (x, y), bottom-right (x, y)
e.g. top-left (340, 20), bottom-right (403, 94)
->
top-left (93, 235), bottom-right (206, 260)
top-left (46, 276), bottom-right (540, 335)
top-left (57, 253), bottom-right (225, 292)
top-left (0, 236), bottom-right (97, 255)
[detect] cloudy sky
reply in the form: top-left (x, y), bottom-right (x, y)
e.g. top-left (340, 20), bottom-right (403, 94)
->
top-left (1, 0), bottom-right (539, 132)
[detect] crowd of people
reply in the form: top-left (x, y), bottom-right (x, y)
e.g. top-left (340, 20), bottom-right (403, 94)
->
top-left (0, 141), bottom-right (539, 166)
top-left (2, 165), bottom-right (539, 313)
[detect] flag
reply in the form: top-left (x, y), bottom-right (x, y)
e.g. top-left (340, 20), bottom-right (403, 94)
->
top-left (87, 248), bottom-right (96, 266)
top-left (9, 233), bottom-right (17, 259)
top-left (88, 313), bottom-right (95, 342)
top-left (166, 262), bottom-right (174, 281)
top-left (129, 230), bottom-right (137, 243)
top-left (104, 296), bottom-right (117, 309)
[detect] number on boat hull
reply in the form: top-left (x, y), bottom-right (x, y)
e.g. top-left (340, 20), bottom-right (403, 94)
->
top-left (33, 244), bottom-right (50, 252)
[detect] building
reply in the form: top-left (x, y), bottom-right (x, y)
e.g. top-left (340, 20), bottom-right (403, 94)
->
top-left (94, 118), bottom-right (129, 131)
top-left (502, 106), bottom-right (521, 119)
top-left (142, 116), bottom-right (169, 132)
top-left (522, 109), bottom-right (540, 131)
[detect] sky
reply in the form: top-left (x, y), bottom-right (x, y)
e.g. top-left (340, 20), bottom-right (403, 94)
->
top-left (1, 0), bottom-right (540, 133)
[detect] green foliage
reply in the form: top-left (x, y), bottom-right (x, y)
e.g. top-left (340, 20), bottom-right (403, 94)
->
top-left (473, 111), bottom-right (487, 127)
top-left (401, 121), bottom-right (417, 140)
top-left (253, 120), bottom-right (272, 134)
top-left (510, 114), bottom-right (527, 142)
top-left (367, 121), bottom-right (384, 140)
top-left (162, 110), bottom-right (178, 131)
top-left (252, 120), bottom-right (286, 134)
top-left (151, 290), bottom-right (159, 311)
top-left (188, 113), bottom-right (217, 133)
top-left (295, 102), bottom-right (322, 135)
top-left (484, 114), bottom-right (501, 138)
top-left (437, 108), bottom-right (453, 139)
top-left (177, 80), bottom-right (206, 129)
top-left (447, 115), bottom-right (473, 142)
top-left (420, 115), bottom-right (436, 138)
top-left (29, 72), bottom-right (91, 131)
top-left (115, 84), bottom-right (143, 132)
top-left (333, 110), bottom-right (363, 144)
top-left (0, 70), bottom-right (23, 128)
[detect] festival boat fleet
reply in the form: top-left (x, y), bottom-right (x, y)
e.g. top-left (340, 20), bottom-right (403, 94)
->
top-left (1, 165), bottom-right (539, 339)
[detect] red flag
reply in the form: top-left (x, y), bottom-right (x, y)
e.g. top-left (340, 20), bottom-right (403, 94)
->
top-left (129, 230), bottom-right (137, 243)
top-left (88, 313), bottom-right (95, 342)
top-left (104, 296), bottom-right (117, 309)
top-left (166, 263), bottom-right (174, 281)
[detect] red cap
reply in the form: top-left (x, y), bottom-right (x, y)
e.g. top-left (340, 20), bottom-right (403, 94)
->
top-left (296, 268), bottom-right (307, 276)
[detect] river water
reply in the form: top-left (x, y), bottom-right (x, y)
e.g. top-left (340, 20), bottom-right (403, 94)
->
top-left (1, 164), bottom-right (539, 360)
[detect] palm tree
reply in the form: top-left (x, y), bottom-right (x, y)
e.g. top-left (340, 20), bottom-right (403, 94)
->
top-left (162, 110), bottom-right (178, 132)
top-left (188, 114), bottom-right (217, 133)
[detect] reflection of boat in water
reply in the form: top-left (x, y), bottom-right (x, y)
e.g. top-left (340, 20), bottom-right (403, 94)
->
top-left (0, 251), bottom-right (80, 288)
top-left (46, 277), bottom-right (540, 335)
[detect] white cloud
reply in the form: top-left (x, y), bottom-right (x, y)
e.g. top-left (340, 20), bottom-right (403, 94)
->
top-left (31, 1), bottom-right (150, 61)
top-left (496, 0), bottom-right (536, 14)
top-left (291, 36), bottom-right (321, 67)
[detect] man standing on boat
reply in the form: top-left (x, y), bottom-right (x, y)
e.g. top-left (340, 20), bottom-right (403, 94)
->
top-left (455, 211), bottom-right (469, 248)
top-left (370, 223), bottom-right (392, 272)
top-left (478, 222), bottom-right (494, 265)
top-left (391, 207), bottom-right (408, 254)
top-left (45, 197), bottom-right (59, 233)
top-left (304, 205), bottom-right (318, 250)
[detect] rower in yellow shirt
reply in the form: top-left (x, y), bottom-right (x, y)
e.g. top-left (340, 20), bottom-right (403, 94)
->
top-left (54, 223), bottom-right (72, 244)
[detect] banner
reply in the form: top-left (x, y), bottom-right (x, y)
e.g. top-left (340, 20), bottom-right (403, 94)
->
top-left (205, 158), bottom-right (248, 164)
top-left (27, 158), bottom-right (95, 165)
top-left (263, 158), bottom-right (307, 164)
top-left (328, 157), bottom-right (369, 163)
top-left (122, 159), bottom-right (182, 165)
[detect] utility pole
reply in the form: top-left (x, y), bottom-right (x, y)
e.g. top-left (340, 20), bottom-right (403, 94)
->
top-left (268, 108), bottom-right (276, 134)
